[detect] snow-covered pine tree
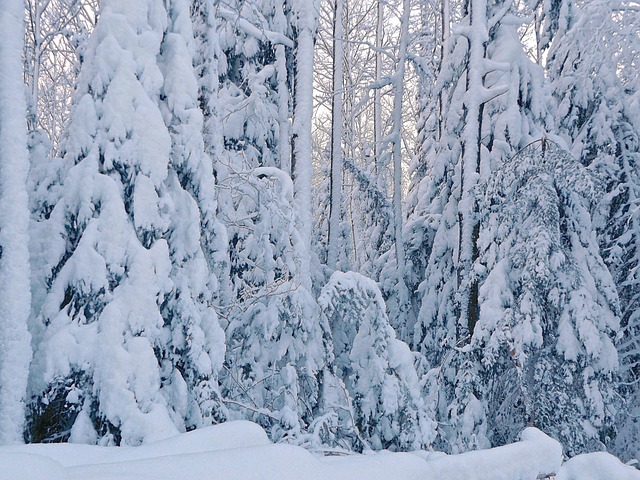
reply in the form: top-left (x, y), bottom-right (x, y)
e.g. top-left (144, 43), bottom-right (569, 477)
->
top-left (404, 0), bottom-right (440, 330)
top-left (28, 129), bottom-right (66, 332)
top-left (319, 271), bottom-right (436, 451)
top-left (189, 0), bottom-right (231, 312)
top-left (28, 0), bottom-right (227, 445)
top-left (547, 0), bottom-right (640, 459)
top-left (406, 0), bottom-right (553, 452)
top-left (474, 140), bottom-right (620, 455)
top-left (210, 0), bottom-right (293, 303)
top-left (156, 0), bottom-right (228, 430)
top-left (0, 0), bottom-right (33, 444)
top-left (534, 0), bottom-right (575, 59)
top-left (214, 0), bottom-right (291, 177)
top-left (221, 167), bottom-right (334, 441)
top-left (210, 0), bottom-right (335, 441)
top-left (343, 157), bottom-right (395, 281)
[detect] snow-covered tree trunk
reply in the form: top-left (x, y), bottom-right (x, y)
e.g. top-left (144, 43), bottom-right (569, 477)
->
top-left (388, 0), bottom-right (411, 332)
top-left (291, 0), bottom-right (319, 289)
top-left (457, 0), bottom-right (487, 340)
top-left (327, 0), bottom-right (344, 271)
top-left (0, 0), bottom-right (33, 445)
top-left (373, 0), bottom-right (384, 190)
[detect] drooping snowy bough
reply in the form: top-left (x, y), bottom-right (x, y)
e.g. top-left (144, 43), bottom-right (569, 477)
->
top-left (474, 140), bottom-right (620, 454)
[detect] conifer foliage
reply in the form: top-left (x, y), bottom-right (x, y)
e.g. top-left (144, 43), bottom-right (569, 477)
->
top-left (319, 271), bottom-right (436, 451)
top-left (547, 0), bottom-right (640, 459)
top-left (0, 0), bottom-right (636, 461)
top-left (475, 140), bottom-right (619, 454)
top-left (28, 0), bottom-right (226, 445)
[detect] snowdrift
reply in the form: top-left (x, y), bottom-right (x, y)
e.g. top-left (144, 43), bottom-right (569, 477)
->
top-left (0, 421), bottom-right (637, 480)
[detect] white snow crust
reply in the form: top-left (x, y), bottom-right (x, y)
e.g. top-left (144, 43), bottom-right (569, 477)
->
top-left (0, 420), bottom-right (585, 480)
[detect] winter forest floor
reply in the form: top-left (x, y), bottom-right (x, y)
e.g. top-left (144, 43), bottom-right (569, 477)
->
top-left (0, 421), bottom-right (638, 480)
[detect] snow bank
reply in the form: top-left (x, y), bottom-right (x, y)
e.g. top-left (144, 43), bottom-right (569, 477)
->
top-left (68, 444), bottom-right (431, 480)
top-left (557, 452), bottom-right (640, 480)
top-left (0, 422), bottom-right (591, 480)
top-left (424, 427), bottom-right (563, 480)
top-left (0, 421), bottom-right (268, 467)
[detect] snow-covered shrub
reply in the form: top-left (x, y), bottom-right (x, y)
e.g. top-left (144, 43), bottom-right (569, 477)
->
top-left (319, 271), bottom-right (436, 451)
top-left (221, 168), bottom-right (333, 442)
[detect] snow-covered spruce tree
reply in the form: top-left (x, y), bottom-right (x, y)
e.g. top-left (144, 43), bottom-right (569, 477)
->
top-left (533, 0), bottom-right (575, 60)
top-left (156, 0), bottom-right (228, 430)
top-left (404, 0), bottom-right (466, 341)
top-left (221, 168), bottom-right (334, 441)
top-left (474, 140), bottom-right (620, 455)
top-left (343, 158), bottom-right (395, 281)
top-left (0, 0), bottom-right (33, 444)
top-left (28, 129), bottom-right (65, 331)
top-left (210, 0), bottom-right (293, 293)
top-left (189, 0), bottom-right (231, 312)
top-left (214, 0), bottom-right (291, 176)
top-left (547, 0), bottom-right (640, 459)
top-left (210, 0), bottom-right (335, 441)
top-left (406, 0), bottom-right (552, 453)
top-left (28, 0), bottom-right (227, 444)
top-left (319, 271), bottom-right (436, 451)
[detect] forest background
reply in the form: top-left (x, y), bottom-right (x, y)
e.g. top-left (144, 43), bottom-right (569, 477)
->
top-left (0, 0), bottom-right (637, 465)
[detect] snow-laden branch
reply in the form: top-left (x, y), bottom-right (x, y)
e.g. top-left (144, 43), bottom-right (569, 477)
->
top-left (217, 7), bottom-right (293, 48)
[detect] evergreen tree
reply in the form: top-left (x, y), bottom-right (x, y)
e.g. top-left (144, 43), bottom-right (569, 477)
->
top-left (547, 0), bottom-right (640, 459)
top-left (221, 168), bottom-right (334, 441)
top-left (156, 0), bottom-right (228, 430)
top-left (319, 271), bottom-right (436, 451)
top-left (210, 0), bottom-right (335, 441)
top-left (406, 0), bottom-right (553, 452)
top-left (475, 140), bottom-right (620, 455)
top-left (29, 0), bottom-right (226, 445)
top-left (189, 0), bottom-right (231, 313)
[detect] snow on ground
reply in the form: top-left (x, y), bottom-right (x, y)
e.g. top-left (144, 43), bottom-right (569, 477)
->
top-left (0, 420), bottom-right (636, 480)
top-left (557, 452), bottom-right (640, 480)
top-left (420, 428), bottom-right (562, 480)
top-left (0, 421), bottom-right (269, 467)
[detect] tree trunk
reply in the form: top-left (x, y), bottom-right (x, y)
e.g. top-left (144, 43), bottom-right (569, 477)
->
top-left (327, 0), bottom-right (344, 270)
top-left (0, 0), bottom-right (33, 444)
top-left (391, 0), bottom-right (412, 329)
top-left (291, 0), bottom-right (318, 289)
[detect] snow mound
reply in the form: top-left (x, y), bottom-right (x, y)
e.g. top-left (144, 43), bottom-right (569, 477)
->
top-left (425, 427), bottom-right (562, 480)
top-left (0, 422), bottom-right (604, 480)
top-left (557, 452), bottom-right (640, 480)
top-left (0, 420), bottom-right (269, 467)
